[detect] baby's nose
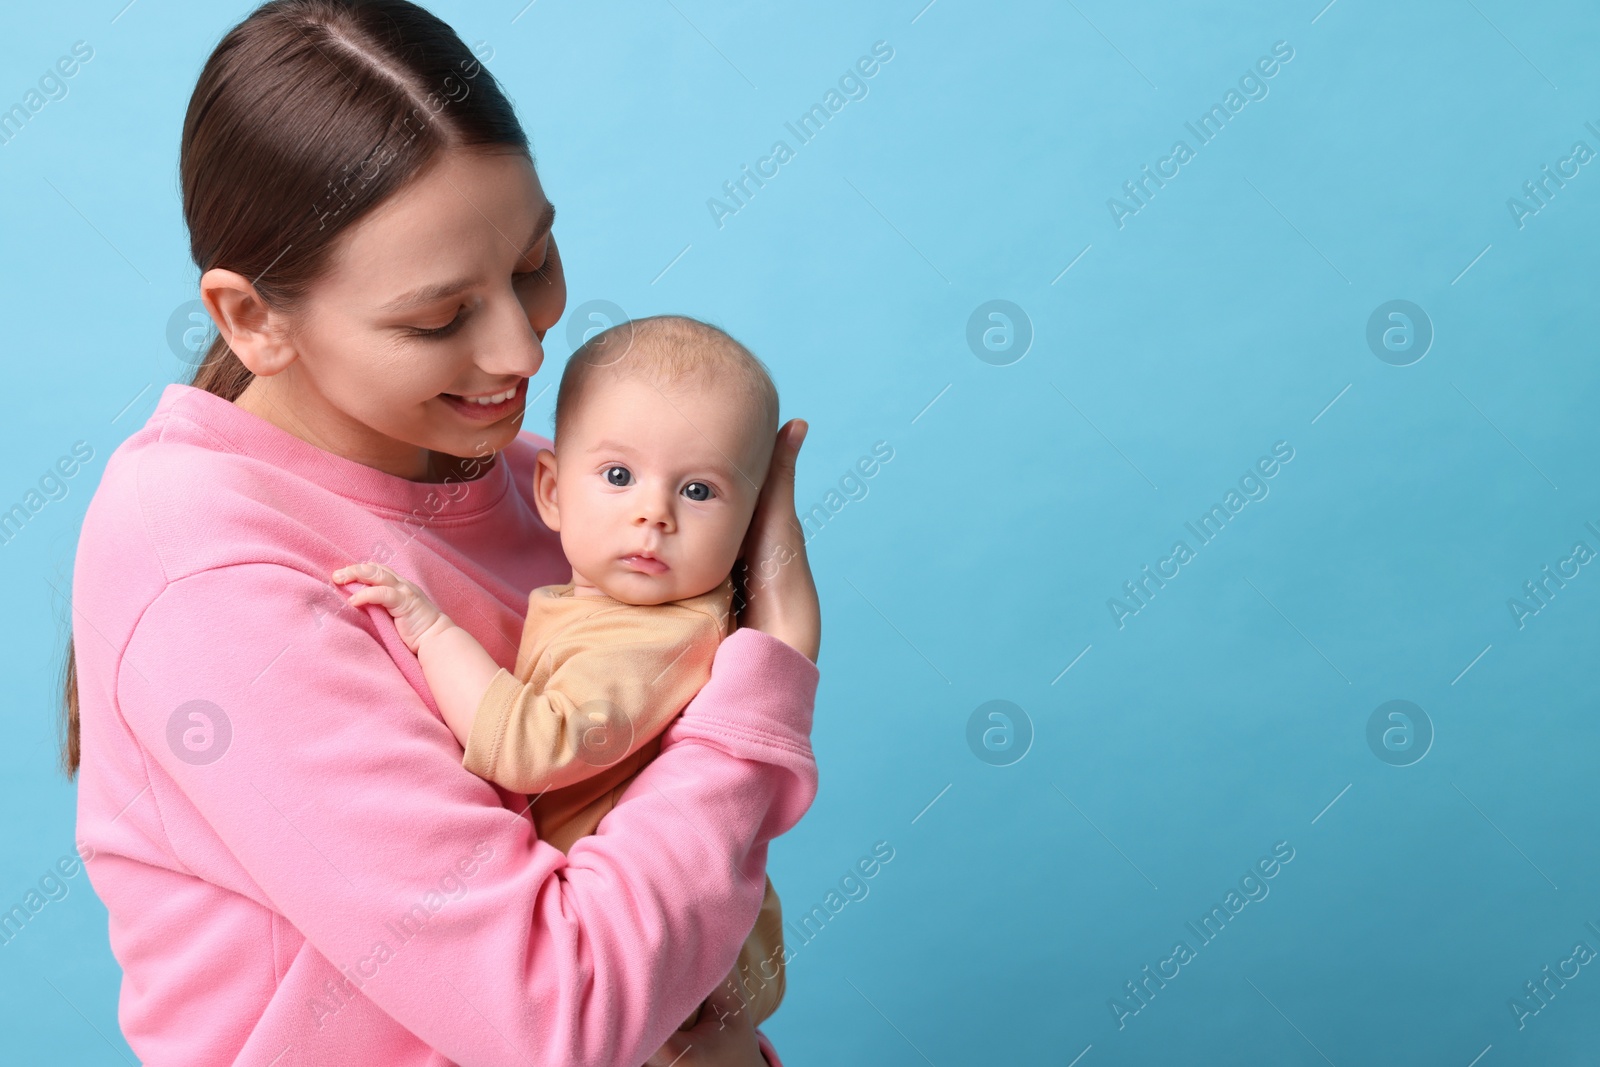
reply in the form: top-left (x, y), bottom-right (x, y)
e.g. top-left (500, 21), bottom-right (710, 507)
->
top-left (633, 499), bottom-right (672, 527)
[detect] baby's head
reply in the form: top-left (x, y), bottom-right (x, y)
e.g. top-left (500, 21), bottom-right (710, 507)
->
top-left (532, 315), bottom-right (780, 605)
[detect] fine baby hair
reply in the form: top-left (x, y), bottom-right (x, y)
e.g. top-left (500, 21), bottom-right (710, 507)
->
top-left (553, 314), bottom-right (781, 459)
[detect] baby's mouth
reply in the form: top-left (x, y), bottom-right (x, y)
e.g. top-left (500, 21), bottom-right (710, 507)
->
top-left (620, 554), bottom-right (669, 575)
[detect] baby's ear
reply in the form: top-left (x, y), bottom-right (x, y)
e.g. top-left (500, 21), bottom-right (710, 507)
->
top-left (531, 447), bottom-right (561, 530)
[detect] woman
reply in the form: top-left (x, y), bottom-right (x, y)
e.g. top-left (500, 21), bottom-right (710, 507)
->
top-left (60, 2), bottom-right (821, 1064)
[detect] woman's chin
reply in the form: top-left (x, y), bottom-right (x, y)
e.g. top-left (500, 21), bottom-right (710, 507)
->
top-left (432, 420), bottom-right (521, 461)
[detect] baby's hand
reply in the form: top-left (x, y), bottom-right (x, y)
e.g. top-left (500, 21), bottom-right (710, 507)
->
top-left (332, 562), bottom-right (449, 654)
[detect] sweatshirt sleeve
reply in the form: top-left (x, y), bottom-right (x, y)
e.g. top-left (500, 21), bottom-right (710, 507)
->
top-left (117, 563), bottom-right (818, 1067)
top-left (462, 611), bottom-right (718, 795)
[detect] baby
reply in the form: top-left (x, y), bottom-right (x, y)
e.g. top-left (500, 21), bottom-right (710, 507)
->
top-left (332, 314), bottom-right (788, 1032)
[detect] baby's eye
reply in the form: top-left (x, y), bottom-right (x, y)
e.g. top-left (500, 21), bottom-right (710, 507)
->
top-left (682, 482), bottom-right (713, 502)
top-left (604, 465), bottom-right (632, 487)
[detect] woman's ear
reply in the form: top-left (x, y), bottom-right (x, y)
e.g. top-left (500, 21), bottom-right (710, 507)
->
top-left (532, 448), bottom-right (561, 531)
top-left (200, 267), bottom-right (298, 377)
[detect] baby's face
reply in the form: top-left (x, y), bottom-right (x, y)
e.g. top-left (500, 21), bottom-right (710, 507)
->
top-left (538, 374), bottom-right (769, 605)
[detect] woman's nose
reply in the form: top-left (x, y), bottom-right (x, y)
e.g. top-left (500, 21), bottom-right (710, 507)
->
top-left (479, 293), bottom-right (545, 378)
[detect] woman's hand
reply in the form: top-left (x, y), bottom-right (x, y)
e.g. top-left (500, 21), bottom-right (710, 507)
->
top-left (644, 984), bottom-right (766, 1067)
top-left (332, 561), bottom-right (449, 654)
top-left (737, 419), bottom-right (821, 663)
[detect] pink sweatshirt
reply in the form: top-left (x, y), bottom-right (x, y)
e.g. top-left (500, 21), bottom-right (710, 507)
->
top-left (71, 383), bottom-right (819, 1067)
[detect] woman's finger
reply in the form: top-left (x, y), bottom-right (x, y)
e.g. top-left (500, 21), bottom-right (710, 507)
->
top-left (737, 418), bottom-right (820, 662)
top-left (740, 420), bottom-right (801, 566)
top-left (767, 418), bottom-right (804, 495)
top-left (764, 420), bottom-right (804, 525)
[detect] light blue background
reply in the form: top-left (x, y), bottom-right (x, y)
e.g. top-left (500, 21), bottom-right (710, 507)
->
top-left (5, 1), bottom-right (1599, 1063)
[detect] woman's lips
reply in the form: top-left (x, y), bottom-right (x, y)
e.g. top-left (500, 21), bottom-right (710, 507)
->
top-left (621, 555), bottom-right (668, 574)
top-left (439, 379), bottom-right (527, 422)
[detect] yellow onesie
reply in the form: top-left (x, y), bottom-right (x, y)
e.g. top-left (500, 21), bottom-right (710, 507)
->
top-left (461, 573), bottom-right (785, 1028)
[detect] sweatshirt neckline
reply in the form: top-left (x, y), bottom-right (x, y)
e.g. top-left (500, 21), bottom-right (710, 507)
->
top-left (155, 382), bottom-right (511, 518)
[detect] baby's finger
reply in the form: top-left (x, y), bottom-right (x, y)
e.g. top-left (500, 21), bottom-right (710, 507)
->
top-left (334, 562), bottom-right (396, 586)
top-left (346, 585), bottom-right (403, 612)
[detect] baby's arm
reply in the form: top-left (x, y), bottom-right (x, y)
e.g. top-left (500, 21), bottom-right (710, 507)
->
top-left (331, 562), bottom-right (721, 797)
top-left (463, 613), bottom-right (721, 796)
top-left (331, 561), bottom-right (497, 748)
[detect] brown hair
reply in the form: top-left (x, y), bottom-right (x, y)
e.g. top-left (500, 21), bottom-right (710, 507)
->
top-left (59, 0), bottom-right (531, 777)
top-left (554, 315), bottom-right (781, 460)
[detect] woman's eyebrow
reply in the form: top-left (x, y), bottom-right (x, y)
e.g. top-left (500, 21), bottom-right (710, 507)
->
top-left (380, 201), bottom-right (557, 313)
top-left (521, 201), bottom-right (557, 256)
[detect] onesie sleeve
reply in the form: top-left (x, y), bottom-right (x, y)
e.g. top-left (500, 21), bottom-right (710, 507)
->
top-left (115, 562), bottom-right (818, 1067)
top-left (462, 609), bottom-right (720, 795)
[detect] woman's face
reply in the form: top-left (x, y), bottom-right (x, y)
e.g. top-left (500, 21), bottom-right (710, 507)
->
top-left (234, 146), bottom-right (566, 479)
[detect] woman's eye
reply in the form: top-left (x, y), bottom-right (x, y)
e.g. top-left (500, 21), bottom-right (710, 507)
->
top-left (513, 261), bottom-right (554, 282)
top-left (513, 246), bottom-right (558, 283)
top-left (409, 310), bottom-right (466, 338)
top-left (604, 465), bottom-right (632, 487)
top-left (682, 482), bottom-right (713, 501)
